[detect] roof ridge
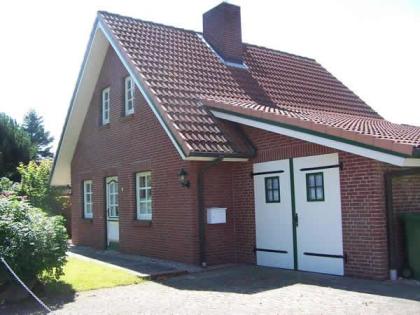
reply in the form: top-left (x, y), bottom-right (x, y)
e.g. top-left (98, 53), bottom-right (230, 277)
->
top-left (244, 42), bottom-right (316, 62)
top-left (99, 10), bottom-right (319, 63)
top-left (98, 10), bottom-right (198, 34)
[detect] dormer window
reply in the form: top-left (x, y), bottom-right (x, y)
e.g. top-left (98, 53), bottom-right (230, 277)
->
top-left (102, 87), bottom-right (110, 125)
top-left (124, 76), bottom-right (135, 115)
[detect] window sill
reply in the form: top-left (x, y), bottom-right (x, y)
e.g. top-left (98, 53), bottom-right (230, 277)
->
top-left (82, 217), bottom-right (93, 222)
top-left (99, 123), bottom-right (111, 130)
top-left (120, 113), bottom-right (135, 122)
top-left (132, 220), bottom-right (152, 227)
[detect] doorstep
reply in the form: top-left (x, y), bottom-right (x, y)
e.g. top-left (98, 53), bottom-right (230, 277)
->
top-left (68, 244), bottom-right (203, 280)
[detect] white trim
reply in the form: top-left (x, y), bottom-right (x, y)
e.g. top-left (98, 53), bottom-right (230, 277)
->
top-left (124, 76), bottom-right (135, 115)
top-left (83, 180), bottom-right (93, 219)
top-left (97, 21), bottom-right (187, 160)
top-left (211, 110), bottom-right (420, 167)
top-left (184, 156), bottom-right (249, 162)
top-left (402, 158), bottom-right (420, 167)
top-left (51, 23), bottom-right (110, 186)
top-left (136, 171), bottom-right (152, 221)
top-left (102, 87), bottom-right (110, 124)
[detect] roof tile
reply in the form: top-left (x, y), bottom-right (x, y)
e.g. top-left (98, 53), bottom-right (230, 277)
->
top-left (99, 11), bottom-right (420, 157)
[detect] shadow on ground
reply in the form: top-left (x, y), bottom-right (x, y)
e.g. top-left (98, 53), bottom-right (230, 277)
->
top-left (0, 280), bottom-right (76, 315)
top-left (3, 263), bottom-right (420, 314)
top-left (159, 264), bottom-right (420, 302)
top-left (69, 245), bottom-right (201, 276)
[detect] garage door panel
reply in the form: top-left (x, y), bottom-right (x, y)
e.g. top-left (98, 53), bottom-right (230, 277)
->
top-left (256, 251), bottom-right (293, 269)
top-left (293, 153), bottom-right (344, 276)
top-left (254, 159), bottom-right (294, 269)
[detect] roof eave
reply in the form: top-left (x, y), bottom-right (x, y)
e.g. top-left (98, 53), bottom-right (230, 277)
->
top-left (50, 17), bottom-right (102, 186)
top-left (209, 106), bottom-right (420, 167)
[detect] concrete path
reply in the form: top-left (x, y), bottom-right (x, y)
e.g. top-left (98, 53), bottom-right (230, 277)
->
top-left (69, 245), bottom-right (202, 279)
top-left (4, 265), bottom-right (420, 314)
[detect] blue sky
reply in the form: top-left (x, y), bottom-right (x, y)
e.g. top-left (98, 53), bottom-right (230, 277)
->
top-left (0, 0), bottom-right (419, 150)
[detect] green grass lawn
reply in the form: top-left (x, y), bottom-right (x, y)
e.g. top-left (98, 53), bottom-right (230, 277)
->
top-left (43, 256), bottom-right (144, 295)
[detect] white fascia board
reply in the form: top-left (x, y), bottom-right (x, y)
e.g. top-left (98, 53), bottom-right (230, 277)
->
top-left (97, 22), bottom-right (187, 160)
top-left (51, 23), bottom-right (109, 186)
top-left (212, 110), bottom-right (420, 167)
top-left (185, 156), bottom-right (248, 162)
top-left (402, 159), bottom-right (420, 167)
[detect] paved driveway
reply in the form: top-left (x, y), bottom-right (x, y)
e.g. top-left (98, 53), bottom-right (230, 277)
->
top-left (4, 265), bottom-right (420, 314)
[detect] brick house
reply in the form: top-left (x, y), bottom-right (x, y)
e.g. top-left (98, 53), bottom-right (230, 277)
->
top-left (51, 3), bottom-right (420, 279)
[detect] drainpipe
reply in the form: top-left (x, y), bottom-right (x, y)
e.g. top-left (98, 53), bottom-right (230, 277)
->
top-left (197, 155), bottom-right (223, 267)
top-left (384, 172), bottom-right (398, 280)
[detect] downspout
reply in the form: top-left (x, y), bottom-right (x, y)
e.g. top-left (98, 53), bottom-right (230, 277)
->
top-left (384, 172), bottom-right (397, 280)
top-left (197, 155), bottom-right (224, 267)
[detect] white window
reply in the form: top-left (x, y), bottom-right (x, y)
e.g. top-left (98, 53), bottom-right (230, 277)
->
top-left (136, 172), bottom-right (152, 220)
top-left (124, 76), bottom-right (135, 115)
top-left (102, 87), bottom-right (110, 124)
top-left (83, 180), bottom-right (93, 218)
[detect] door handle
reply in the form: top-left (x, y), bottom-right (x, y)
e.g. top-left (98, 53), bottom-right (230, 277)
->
top-left (294, 212), bottom-right (299, 227)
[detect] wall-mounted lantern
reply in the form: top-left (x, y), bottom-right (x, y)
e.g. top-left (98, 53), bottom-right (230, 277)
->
top-left (178, 168), bottom-right (190, 188)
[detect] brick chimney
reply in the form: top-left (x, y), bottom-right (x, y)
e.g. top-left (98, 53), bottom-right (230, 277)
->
top-left (203, 2), bottom-right (243, 64)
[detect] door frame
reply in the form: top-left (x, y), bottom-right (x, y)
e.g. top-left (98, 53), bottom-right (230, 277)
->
top-left (289, 158), bottom-right (299, 270)
top-left (104, 176), bottom-right (119, 248)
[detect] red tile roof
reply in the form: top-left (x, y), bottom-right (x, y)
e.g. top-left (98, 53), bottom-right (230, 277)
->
top-left (99, 11), bottom-right (420, 158)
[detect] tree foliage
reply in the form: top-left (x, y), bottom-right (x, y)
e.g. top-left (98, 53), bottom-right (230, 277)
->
top-left (0, 113), bottom-right (34, 181)
top-left (17, 160), bottom-right (68, 214)
top-left (22, 109), bottom-right (54, 159)
top-left (0, 197), bottom-right (68, 284)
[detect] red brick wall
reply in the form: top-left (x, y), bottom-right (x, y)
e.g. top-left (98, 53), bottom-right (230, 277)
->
top-left (197, 162), bottom-right (236, 265)
top-left (71, 46), bottom-right (199, 264)
top-left (339, 153), bottom-right (389, 278)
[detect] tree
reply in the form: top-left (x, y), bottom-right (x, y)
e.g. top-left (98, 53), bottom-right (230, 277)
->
top-left (17, 160), bottom-right (67, 214)
top-left (22, 110), bottom-right (54, 159)
top-left (0, 113), bottom-right (34, 181)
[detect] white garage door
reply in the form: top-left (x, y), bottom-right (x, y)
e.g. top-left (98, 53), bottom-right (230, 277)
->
top-left (254, 153), bottom-right (344, 276)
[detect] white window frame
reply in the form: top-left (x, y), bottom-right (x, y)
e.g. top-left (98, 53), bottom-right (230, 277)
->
top-left (83, 180), bottom-right (93, 219)
top-left (136, 171), bottom-right (152, 221)
top-left (124, 76), bottom-right (135, 115)
top-left (102, 87), bottom-right (110, 125)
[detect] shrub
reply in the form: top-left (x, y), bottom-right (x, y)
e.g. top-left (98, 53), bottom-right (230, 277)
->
top-left (0, 177), bottom-right (21, 200)
top-left (0, 197), bottom-right (68, 284)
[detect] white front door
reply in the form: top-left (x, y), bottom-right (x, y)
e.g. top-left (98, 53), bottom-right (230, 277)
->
top-left (293, 153), bottom-right (344, 275)
top-left (254, 160), bottom-right (294, 269)
top-left (106, 176), bottom-right (119, 246)
top-left (253, 153), bottom-right (344, 275)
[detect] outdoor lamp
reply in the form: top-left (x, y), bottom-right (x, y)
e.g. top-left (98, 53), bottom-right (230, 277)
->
top-left (178, 168), bottom-right (190, 188)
